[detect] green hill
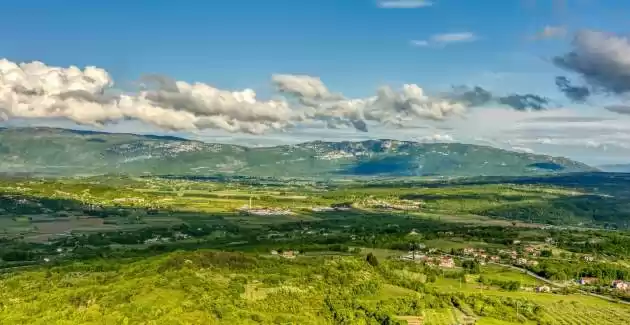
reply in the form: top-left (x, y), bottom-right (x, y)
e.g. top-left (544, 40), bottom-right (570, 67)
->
top-left (0, 127), bottom-right (596, 177)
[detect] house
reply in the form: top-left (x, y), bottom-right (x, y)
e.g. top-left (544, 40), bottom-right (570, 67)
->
top-left (528, 260), bottom-right (539, 267)
top-left (579, 277), bottom-right (598, 285)
top-left (281, 250), bottom-right (297, 259)
top-left (513, 240), bottom-right (521, 245)
top-left (536, 286), bottom-right (551, 293)
top-left (612, 280), bottom-right (629, 290)
top-left (270, 250), bottom-right (278, 255)
top-left (516, 258), bottom-right (528, 265)
top-left (545, 237), bottom-right (555, 244)
top-left (463, 248), bottom-right (475, 255)
top-left (490, 256), bottom-right (500, 262)
top-left (582, 255), bottom-right (594, 262)
top-left (524, 246), bottom-right (536, 253)
top-left (439, 257), bottom-right (455, 268)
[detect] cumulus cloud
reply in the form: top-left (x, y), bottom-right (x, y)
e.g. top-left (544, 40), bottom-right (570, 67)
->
top-left (449, 85), bottom-right (550, 111)
top-left (272, 74), bottom-right (467, 132)
top-left (376, 0), bottom-right (433, 8)
top-left (0, 58), bottom-right (471, 134)
top-left (411, 32), bottom-right (477, 48)
top-left (553, 30), bottom-right (630, 101)
top-left (0, 59), bottom-right (297, 134)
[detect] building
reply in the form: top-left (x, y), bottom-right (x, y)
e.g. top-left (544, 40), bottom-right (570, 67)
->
top-left (516, 258), bottom-right (528, 265)
top-left (463, 248), bottom-right (475, 255)
top-left (579, 277), bottom-right (598, 285)
top-left (490, 256), bottom-right (500, 262)
top-left (281, 250), bottom-right (297, 259)
top-left (536, 286), bottom-right (551, 293)
top-left (439, 257), bottom-right (455, 268)
top-left (528, 260), bottom-right (539, 267)
top-left (612, 280), bottom-right (629, 290)
top-left (582, 255), bottom-right (594, 262)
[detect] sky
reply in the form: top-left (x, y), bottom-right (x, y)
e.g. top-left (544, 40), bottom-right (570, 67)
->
top-left (2, 0), bottom-right (630, 165)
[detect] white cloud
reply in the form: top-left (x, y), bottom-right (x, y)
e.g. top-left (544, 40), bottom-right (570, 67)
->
top-left (0, 58), bottom-right (468, 135)
top-left (4, 58), bottom-right (630, 165)
top-left (411, 32), bottom-right (477, 48)
top-left (376, 0), bottom-right (433, 8)
top-left (432, 32), bottom-right (477, 43)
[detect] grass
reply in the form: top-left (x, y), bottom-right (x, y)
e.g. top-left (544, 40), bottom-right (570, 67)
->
top-left (482, 264), bottom-right (543, 286)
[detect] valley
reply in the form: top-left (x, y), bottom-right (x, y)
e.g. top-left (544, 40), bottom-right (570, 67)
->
top-left (1, 171), bottom-right (630, 324)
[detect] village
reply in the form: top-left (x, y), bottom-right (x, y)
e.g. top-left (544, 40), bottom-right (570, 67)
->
top-left (396, 241), bottom-right (630, 295)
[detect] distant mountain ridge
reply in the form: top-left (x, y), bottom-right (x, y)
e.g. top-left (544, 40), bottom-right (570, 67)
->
top-left (0, 127), bottom-right (597, 177)
top-left (598, 164), bottom-right (630, 173)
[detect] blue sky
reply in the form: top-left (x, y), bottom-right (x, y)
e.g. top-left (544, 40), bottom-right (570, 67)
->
top-left (2, 0), bottom-right (630, 165)
top-left (0, 0), bottom-right (597, 95)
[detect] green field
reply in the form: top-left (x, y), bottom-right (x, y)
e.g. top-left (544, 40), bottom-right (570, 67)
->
top-left (1, 174), bottom-right (630, 324)
top-left (1, 251), bottom-right (629, 325)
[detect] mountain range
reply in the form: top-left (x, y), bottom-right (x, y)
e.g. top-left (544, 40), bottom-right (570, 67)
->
top-left (597, 164), bottom-right (630, 173)
top-left (0, 127), bottom-right (597, 178)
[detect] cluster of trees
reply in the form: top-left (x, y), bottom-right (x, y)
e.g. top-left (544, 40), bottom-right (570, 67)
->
top-left (527, 260), bottom-right (630, 282)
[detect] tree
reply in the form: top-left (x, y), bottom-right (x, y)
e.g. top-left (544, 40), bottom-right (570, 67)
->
top-left (462, 260), bottom-right (481, 274)
top-left (409, 241), bottom-right (419, 260)
top-left (366, 253), bottom-right (379, 267)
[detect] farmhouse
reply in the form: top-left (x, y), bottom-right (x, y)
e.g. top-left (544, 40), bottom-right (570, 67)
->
top-left (612, 280), bottom-right (629, 291)
top-left (579, 277), bottom-right (598, 285)
top-left (281, 250), bottom-right (298, 259)
top-left (536, 286), bottom-right (551, 293)
top-left (439, 257), bottom-right (455, 268)
top-left (524, 246), bottom-right (536, 253)
top-left (463, 248), bottom-right (475, 255)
